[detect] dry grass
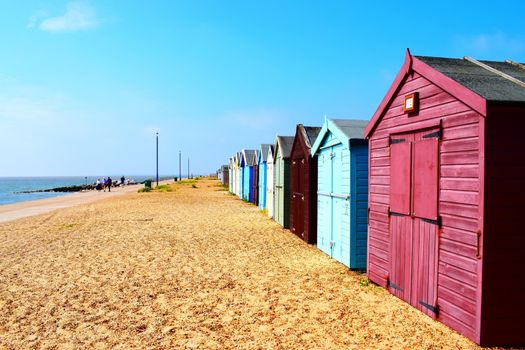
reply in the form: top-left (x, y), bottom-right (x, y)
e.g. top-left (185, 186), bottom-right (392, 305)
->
top-left (0, 179), bottom-right (495, 349)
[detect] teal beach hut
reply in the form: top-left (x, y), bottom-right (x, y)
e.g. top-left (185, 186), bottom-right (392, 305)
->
top-left (242, 149), bottom-right (257, 202)
top-left (257, 144), bottom-right (272, 209)
top-left (310, 119), bottom-right (369, 269)
top-left (274, 136), bottom-right (295, 228)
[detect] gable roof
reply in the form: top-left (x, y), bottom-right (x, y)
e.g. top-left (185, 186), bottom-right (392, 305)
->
top-left (235, 151), bottom-right (242, 166)
top-left (291, 124), bottom-right (322, 158)
top-left (365, 50), bottom-right (525, 137)
top-left (266, 144), bottom-right (275, 163)
top-left (416, 56), bottom-right (525, 102)
top-left (311, 118), bottom-right (367, 155)
top-left (258, 144), bottom-right (272, 163)
top-left (302, 125), bottom-right (322, 148)
top-left (275, 136), bottom-right (295, 159)
top-left (242, 149), bottom-right (257, 166)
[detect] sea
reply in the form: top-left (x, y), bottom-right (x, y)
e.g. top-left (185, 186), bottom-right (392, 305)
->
top-left (0, 176), bottom-right (164, 206)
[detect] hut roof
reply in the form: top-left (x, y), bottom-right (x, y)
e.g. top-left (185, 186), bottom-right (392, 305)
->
top-left (311, 118), bottom-right (367, 155)
top-left (416, 56), bottom-right (525, 103)
top-left (258, 144), bottom-right (272, 163)
top-left (242, 149), bottom-right (258, 166)
top-left (275, 136), bottom-right (295, 159)
top-left (300, 125), bottom-right (322, 149)
top-left (266, 144), bottom-right (275, 163)
top-left (365, 50), bottom-right (525, 137)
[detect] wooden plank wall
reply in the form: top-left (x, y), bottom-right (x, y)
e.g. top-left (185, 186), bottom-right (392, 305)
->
top-left (350, 142), bottom-right (369, 269)
top-left (480, 105), bottom-right (525, 347)
top-left (367, 72), bottom-right (483, 342)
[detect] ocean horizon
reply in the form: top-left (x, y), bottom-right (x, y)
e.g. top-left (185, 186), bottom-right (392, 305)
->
top-left (0, 176), bottom-right (173, 206)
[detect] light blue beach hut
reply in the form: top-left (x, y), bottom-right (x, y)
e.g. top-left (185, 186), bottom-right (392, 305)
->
top-left (257, 144), bottom-right (272, 209)
top-left (310, 119), bottom-right (369, 269)
top-left (242, 149), bottom-right (257, 202)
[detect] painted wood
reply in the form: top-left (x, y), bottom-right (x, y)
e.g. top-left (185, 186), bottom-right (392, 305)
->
top-left (266, 146), bottom-right (275, 218)
top-left (365, 52), bottom-right (525, 347)
top-left (311, 119), bottom-right (368, 269)
top-left (258, 149), bottom-right (268, 209)
top-left (273, 137), bottom-right (293, 228)
top-left (290, 125), bottom-right (320, 244)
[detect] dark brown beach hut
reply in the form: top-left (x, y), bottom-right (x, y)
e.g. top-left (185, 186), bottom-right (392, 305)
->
top-left (365, 50), bottom-right (525, 347)
top-left (289, 124), bottom-right (321, 244)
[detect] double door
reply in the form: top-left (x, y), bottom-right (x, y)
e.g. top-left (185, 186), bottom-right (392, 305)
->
top-left (388, 128), bottom-right (440, 318)
top-left (317, 144), bottom-right (350, 266)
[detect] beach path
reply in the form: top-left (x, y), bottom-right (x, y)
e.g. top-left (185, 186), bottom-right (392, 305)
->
top-left (0, 181), bottom-right (169, 224)
top-left (0, 179), bottom-right (483, 349)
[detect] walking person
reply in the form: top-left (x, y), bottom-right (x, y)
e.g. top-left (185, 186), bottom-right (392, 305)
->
top-left (107, 177), bottom-right (113, 192)
top-left (103, 177), bottom-right (107, 192)
top-left (121, 176), bottom-right (125, 187)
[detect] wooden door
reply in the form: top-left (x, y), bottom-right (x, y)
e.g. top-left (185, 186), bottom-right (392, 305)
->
top-left (291, 158), bottom-right (304, 237)
top-left (331, 144), bottom-right (345, 263)
top-left (389, 128), bottom-right (440, 318)
top-left (267, 163), bottom-right (274, 217)
top-left (275, 158), bottom-right (282, 224)
top-left (317, 149), bottom-right (332, 256)
top-left (253, 166), bottom-right (258, 204)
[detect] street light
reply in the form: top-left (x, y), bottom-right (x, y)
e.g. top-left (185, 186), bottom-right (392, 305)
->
top-left (156, 132), bottom-right (159, 187)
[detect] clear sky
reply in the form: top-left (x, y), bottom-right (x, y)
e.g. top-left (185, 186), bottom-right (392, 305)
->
top-left (1, 1), bottom-right (524, 176)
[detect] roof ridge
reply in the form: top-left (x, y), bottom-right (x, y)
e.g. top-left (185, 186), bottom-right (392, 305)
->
top-left (505, 59), bottom-right (525, 71)
top-left (464, 56), bottom-right (525, 89)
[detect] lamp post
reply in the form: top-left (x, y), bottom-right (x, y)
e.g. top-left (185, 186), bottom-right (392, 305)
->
top-left (188, 157), bottom-right (190, 179)
top-left (179, 150), bottom-right (181, 181)
top-left (156, 132), bottom-right (159, 187)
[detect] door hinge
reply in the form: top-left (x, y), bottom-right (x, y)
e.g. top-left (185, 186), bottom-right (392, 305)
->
top-left (387, 280), bottom-right (403, 291)
top-left (421, 216), bottom-right (442, 227)
top-left (390, 138), bottom-right (406, 145)
top-left (422, 130), bottom-right (442, 140)
top-left (388, 209), bottom-right (407, 217)
top-left (419, 301), bottom-right (439, 316)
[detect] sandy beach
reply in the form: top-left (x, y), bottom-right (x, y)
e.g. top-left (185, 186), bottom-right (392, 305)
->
top-left (0, 178), bottom-right (488, 349)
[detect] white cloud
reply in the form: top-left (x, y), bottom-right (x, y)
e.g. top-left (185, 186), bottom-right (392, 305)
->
top-left (29, 1), bottom-right (98, 33)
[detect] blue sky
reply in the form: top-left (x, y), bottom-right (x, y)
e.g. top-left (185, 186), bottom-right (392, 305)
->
top-left (0, 1), bottom-right (524, 176)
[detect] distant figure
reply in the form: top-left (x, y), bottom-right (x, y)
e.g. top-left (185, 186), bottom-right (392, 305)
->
top-left (107, 177), bottom-right (113, 192)
top-left (96, 178), bottom-right (102, 191)
top-left (121, 176), bottom-right (125, 186)
top-left (103, 177), bottom-right (107, 192)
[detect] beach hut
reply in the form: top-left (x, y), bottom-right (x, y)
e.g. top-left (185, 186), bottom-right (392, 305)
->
top-left (228, 157), bottom-right (234, 192)
top-left (289, 125), bottom-right (321, 244)
top-left (251, 150), bottom-right (260, 205)
top-left (258, 144), bottom-right (272, 209)
top-left (274, 136), bottom-right (294, 228)
top-left (266, 145), bottom-right (275, 218)
top-left (311, 119), bottom-right (368, 269)
top-left (242, 149), bottom-right (257, 202)
top-left (365, 50), bottom-right (525, 347)
top-left (219, 165), bottom-right (229, 186)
